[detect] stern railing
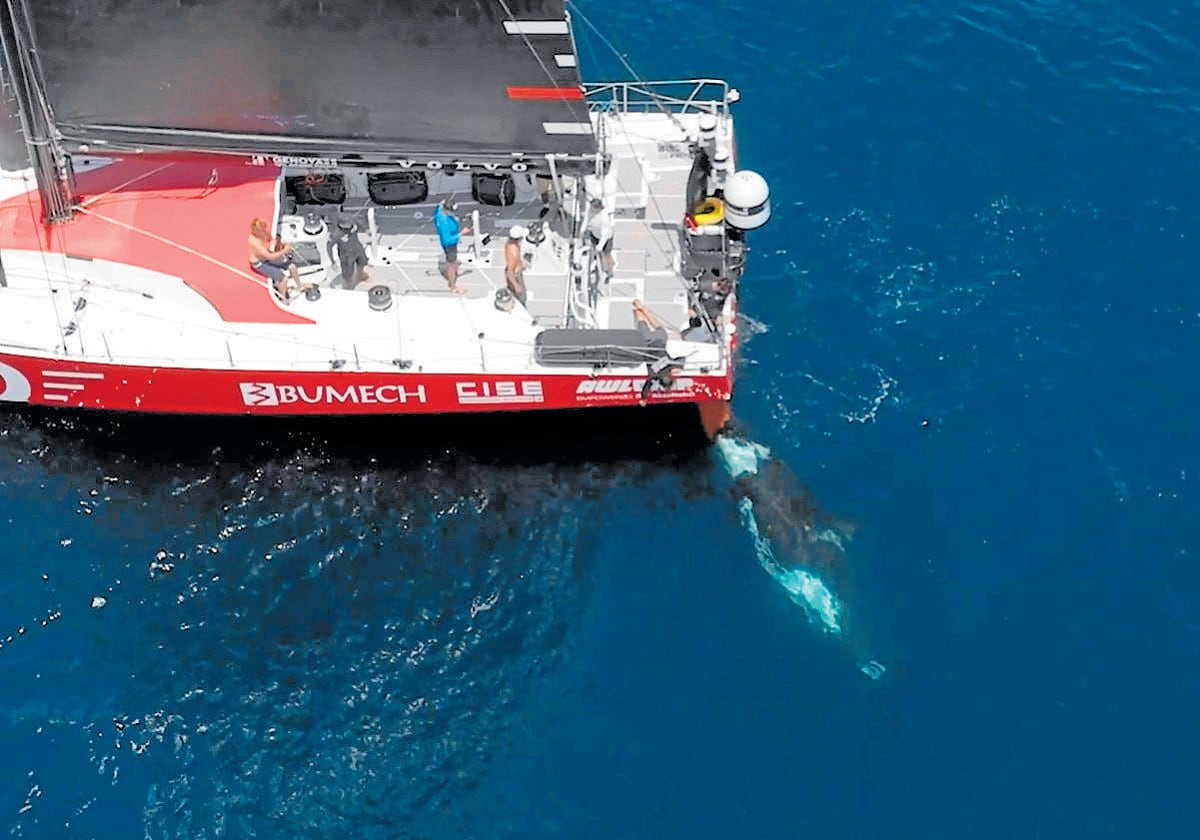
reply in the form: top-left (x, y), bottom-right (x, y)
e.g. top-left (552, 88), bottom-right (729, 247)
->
top-left (582, 79), bottom-right (734, 117)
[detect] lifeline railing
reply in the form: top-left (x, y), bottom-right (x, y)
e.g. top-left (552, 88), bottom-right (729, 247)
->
top-left (582, 79), bottom-right (735, 117)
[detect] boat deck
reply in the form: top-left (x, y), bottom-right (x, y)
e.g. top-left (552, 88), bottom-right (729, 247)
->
top-left (0, 110), bottom-right (733, 377)
top-left (283, 171), bottom-right (693, 334)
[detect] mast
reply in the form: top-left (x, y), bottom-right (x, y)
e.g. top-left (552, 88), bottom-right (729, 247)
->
top-left (0, 0), bottom-right (72, 222)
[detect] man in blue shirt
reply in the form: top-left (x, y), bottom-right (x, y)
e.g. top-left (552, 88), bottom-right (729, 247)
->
top-left (433, 197), bottom-right (471, 294)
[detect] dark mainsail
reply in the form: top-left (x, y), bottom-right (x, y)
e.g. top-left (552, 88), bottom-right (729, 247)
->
top-left (25, 0), bottom-right (594, 161)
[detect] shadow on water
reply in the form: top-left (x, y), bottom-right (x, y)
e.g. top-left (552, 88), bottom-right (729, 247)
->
top-left (1, 402), bottom-right (886, 836)
top-left (0, 402), bottom-right (725, 837)
top-left (2, 401), bottom-right (713, 473)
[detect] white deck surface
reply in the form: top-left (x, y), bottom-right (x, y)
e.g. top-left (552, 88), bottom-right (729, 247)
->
top-left (0, 110), bottom-right (736, 377)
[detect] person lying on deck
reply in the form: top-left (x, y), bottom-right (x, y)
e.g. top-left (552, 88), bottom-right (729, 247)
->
top-left (631, 300), bottom-right (679, 341)
top-left (247, 217), bottom-right (316, 301)
top-left (633, 299), bottom-right (719, 343)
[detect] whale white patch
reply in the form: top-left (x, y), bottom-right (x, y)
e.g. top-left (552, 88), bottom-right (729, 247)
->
top-left (738, 497), bottom-right (843, 634)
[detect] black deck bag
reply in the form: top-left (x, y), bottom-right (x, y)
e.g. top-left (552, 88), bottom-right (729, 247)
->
top-left (287, 174), bottom-right (346, 205)
top-left (472, 172), bottom-right (516, 206)
top-left (367, 171), bottom-right (429, 205)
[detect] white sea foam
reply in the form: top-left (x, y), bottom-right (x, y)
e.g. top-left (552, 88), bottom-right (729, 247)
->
top-left (713, 436), bottom-right (771, 479)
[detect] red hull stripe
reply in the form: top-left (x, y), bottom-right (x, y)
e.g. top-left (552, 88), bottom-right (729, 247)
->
top-left (0, 352), bottom-right (733, 415)
top-left (506, 86), bottom-right (584, 101)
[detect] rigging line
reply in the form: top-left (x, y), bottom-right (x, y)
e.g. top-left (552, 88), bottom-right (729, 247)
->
top-left (12, 166), bottom-right (70, 349)
top-left (573, 60), bottom-right (727, 354)
top-left (601, 114), bottom-right (686, 278)
top-left (562, 9), bottom-right (703, 297)
top-left (6, 0), bottom-right (57, 141)
top-left (634, 300), bottom-right (683, 334)
top-left (39, 248), bottom-right (555, 365)
top-left (12, 264), bottom-right (698, 367)
top-left (1, 1), bottom-right (65, 303)
top-left (48, 296), bottom-right (457, 368)
top-left (76, 163), bottom-right (174, 210)
top-left (580, 79), bottom-right (732, 330)
top-left (70, 205), bottom-right (343, 336)
top-left (74, 206), bottom-right (269, 288)
top-left (496, 0), bottom-right (591, 130)
top-left (565, 0), bottom-right (686, 134)
top-left (75, 183), bottom-right (221, 211)
top-left (33, 282), bottom-right (520, 368)
top-left (13, 0), bottom-right (55, 117)
top-left (572, 1), bottom-right (600, 78)
top-left (381, 191), bottom-right (544, 254)
top-left (9, 249), bottom-right (608, 368)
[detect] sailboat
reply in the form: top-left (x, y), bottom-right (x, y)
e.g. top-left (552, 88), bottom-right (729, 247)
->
top-left (0, 0), bottom-right (770, 437)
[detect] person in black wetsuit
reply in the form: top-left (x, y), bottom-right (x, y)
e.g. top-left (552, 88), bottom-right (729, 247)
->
top-left (697, 272), bottom-right (732, 322)
top-left (326, 216), bottom-right (371, 290)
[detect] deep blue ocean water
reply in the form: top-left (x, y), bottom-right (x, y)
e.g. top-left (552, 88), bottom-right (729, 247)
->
top-left (4, 0), bottom-right (1200, 836)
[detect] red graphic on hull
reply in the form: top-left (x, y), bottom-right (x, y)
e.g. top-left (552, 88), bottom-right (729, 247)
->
top-left (0, 353), bottom-right (733, 416)
top-left (0, 154), bottom-right (311, 325)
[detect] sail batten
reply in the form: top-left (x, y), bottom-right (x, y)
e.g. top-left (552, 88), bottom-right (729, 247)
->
top-left (27, 0), bottom-right (594, 159)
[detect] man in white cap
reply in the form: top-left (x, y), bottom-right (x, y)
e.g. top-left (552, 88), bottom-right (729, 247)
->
top-left (504, 225), bottom-right (528, 304)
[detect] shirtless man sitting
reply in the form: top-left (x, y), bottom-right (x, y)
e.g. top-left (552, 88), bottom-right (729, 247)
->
top-left (247, 217), bottom-right (316, 301)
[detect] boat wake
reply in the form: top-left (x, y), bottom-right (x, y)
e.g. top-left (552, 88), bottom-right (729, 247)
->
top-left (714, 431), bottom-right (886, 680)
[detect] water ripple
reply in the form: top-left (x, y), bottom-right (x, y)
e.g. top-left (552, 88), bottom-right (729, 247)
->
top-left (0, 409), bottom-right (708, 837)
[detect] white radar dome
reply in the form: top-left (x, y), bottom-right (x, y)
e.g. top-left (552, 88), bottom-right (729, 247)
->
top-left (723, 170), bottom-right (771, 230)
